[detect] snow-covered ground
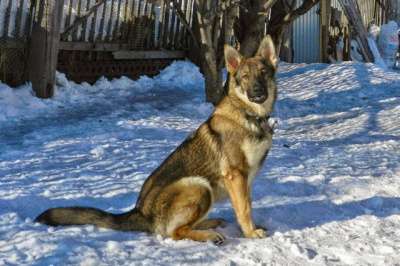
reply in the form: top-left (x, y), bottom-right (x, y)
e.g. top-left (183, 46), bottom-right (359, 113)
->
top-left (0, 61), bottom-right (399, 265)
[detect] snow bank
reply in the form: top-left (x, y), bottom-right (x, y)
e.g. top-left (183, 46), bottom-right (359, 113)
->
top-left (0, 60), bottom-right (204, 123)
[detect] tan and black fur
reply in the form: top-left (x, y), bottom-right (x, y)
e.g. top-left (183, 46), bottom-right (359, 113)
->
top-left (36, 36), bottom-right (278, 245)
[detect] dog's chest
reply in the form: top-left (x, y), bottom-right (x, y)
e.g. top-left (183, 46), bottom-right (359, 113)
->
top-left (241, 137), bottom-right (271, 183)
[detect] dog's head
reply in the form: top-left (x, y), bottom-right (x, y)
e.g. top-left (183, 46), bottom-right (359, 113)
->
top-left (224, 35), bottom-right (278, 116)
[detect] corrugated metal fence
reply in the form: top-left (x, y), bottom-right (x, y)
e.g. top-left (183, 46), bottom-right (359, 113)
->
top-left (292, 0), bottom-right (320, 63)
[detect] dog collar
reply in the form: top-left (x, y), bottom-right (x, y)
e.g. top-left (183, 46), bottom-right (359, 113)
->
top-left (245, 112), bottom-right (271, 132)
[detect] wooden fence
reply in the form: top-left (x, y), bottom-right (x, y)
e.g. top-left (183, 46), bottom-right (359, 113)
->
top-left (58, 0), bottom-right (193, 50)
top-left (0, 0), bottom-right (194, 97)
top-left (325, 0), bottom-right (388, 62)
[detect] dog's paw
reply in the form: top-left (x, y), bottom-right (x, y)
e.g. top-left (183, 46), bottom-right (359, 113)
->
top-left (255, 224), bottom-right (268, 232)
top-left (245, 228), bottom-right (267, 239)
top-left (267, 117), bottom-right (278, 131)
top-left (211, 232), bottom-right (226, 246)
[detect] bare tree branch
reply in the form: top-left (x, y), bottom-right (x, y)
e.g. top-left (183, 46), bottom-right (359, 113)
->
top-left (61, 0), bottom-right (106, 40)
top-left (269, 0), bottom-right (320, 33)
top-left (263, 0), bottom-right (279, 11)
top-left (171, 0), bottom-right (200, 48)
top-left (290, 0), bottom-right (319, 21)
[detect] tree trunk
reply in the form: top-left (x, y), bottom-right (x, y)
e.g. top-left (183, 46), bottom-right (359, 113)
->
top-left (280, 25), bottom-right (293, 62)
top-left (267, 0), bottom-right (289, 51)
top-left (235, 1), bottom-right (267, 57)
top-left (193, 0), bottom-right (231, 105)
top-left (203, 64), bottom-right (224, 104)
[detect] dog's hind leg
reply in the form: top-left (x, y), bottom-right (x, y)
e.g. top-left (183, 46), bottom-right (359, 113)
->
top-left (194, 218), bottom-right (227, 230)
top-left (155, 177), bottom-right (226, 245)
top-left (173, 225), bottom-right (226, 246)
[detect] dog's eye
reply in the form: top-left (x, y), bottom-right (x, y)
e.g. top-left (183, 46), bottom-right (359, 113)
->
top-left (241, 74), bottom-right (249, 80)
top-left (260, 69), bottom-right (267, 74)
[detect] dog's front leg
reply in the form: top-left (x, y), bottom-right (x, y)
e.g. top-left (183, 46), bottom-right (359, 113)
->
top-left (224, 169), bottom-right (266, 238)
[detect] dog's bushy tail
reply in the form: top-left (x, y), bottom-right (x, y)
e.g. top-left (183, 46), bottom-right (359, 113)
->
top-left (35, 207), bottom-right (150, 232)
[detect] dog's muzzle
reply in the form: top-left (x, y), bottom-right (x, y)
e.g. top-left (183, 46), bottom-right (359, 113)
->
top-left (248, 86), bottom-right (267, 104)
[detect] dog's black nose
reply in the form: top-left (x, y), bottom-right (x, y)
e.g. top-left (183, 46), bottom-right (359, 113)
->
top-left (252, 86), bottom-right (264, 96)
top-left (248, 86), bottom-right (267, 103)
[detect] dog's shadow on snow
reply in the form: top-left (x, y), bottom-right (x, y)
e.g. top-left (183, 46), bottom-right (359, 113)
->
top-left (213, 195), bottom-right (400, 236)
top-left (0, 192), bottom-right (139, 221)
top-left (3, 189), bottom-right (399, 242)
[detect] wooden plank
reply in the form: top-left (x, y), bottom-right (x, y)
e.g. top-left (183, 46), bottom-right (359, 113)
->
top-left (137, 0), bottom-right (142, 16)
top-left (131, 0), bottom-right (136, 18)
top-left (173, 0), bottom-right (183, 48)
top-left (162, 0), bottom-right (171, 48)
top-left (59, 41), bottom-right (126, 51)
top-left (121, 0), bottom-right (130, 41)
top-left (147, 2), bottom-right (155, 48)
top-left (59, 41), bottom-right (187, 58)
top-left (127, 0), bottom-right (136, 43)
top-left (113, 50), bottom-right (185, 59)
top-left (81, 0), bottom-right (92, 41)
top-left (89, 0), bottom-right (99, 41)
top-left (14, 0), bottom-right (25, 38)
top-left (157, 0), bottom-right (166, 48)
top-left (24, 0), bottom-right (35, 37)
top-left (73, 0), bottom-right (83, 41)
top-left (143, 0), bottom-right (150, 48)
top-left (0, 38), bottom-right (25, 49)
top-left (105, 0), bottom-right (115, 41)
top-left (113, 0), bottom-right (123, 40)
top-left (28, 0), bottom-right (64, 98)
top-left (98, 0), bottom-right (108, 40)
top-left (123, 0), bottom-right (129, 22)
top-left (168, 0), bottom-right (177, 48)
top-left (58, 40), bottom-right (170, 52)
top-left (4, 0), bottom-right (13, 38)
top-left (185, 0), bottom-right (194, 48)
top-left (320, 0), bottom-right (330, 62)
top-left (64, 0), bottom-right (74, 41)
top-left (143, 0), bottom-right (149, 16)
top-left (179, 0), bottom-right (188, 47)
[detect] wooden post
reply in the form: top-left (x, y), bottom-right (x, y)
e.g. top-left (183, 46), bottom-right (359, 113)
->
top-left (28, 0), bottom-right (64, 98)
top-left (320, 0), bottom-right (330, 63)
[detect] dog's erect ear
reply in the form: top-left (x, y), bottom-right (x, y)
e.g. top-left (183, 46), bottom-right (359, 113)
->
top-left (224, 45), bottom-right (242, 74)
top-left (257, 35), bottom-right (278, 69)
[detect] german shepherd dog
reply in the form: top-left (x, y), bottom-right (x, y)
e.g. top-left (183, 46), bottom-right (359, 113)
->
top-left (36, 36), bottom-right (278, 245)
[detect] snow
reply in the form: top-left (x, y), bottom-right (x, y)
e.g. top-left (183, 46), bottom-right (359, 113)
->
top-left (1, 60), bottom-right (400, 265)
